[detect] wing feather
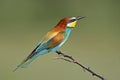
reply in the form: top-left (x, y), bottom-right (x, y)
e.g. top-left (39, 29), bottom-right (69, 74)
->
top-left (22, 30), bottom-right (60, 61)
top-left (13, 30), bottom-right (61, 71)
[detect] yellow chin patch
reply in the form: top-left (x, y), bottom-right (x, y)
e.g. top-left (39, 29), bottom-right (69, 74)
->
top-left (67, 21), bottom-right (77, 28)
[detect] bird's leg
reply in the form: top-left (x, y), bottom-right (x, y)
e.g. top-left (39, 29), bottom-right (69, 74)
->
top-left (56, 50), bottom-right (62, 55)
top-left (53, 51), bottom-right (63, 60)
top-left (56, 50), bottom-right (75, 62)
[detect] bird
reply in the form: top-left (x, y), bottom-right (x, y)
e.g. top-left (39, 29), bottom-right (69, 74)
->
top-left (13, 16), bottom-right (85, 72)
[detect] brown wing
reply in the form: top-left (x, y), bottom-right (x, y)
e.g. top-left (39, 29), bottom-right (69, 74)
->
top-left (47, 32), bottom-right (64, 48)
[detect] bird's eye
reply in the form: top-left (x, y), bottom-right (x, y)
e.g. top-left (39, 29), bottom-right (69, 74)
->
top-left (67, 19), bottom-right (76, 23)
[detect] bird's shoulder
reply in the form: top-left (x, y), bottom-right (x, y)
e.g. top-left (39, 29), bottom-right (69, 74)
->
top-left (42, 29), bottom-right (65, 42)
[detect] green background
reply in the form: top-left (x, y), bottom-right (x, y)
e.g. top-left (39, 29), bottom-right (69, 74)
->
top-left (0, 0), bottom-right (120, 80)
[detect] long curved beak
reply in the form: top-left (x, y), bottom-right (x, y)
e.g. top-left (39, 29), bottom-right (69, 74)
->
top-left (76, 16), bottom-right (85, 20)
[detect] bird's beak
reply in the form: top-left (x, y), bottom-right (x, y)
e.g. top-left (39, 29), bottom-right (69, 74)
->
top-left (76, 16), bottom-right (85, 20)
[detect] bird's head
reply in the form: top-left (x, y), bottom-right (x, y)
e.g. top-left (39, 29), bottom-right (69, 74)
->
top-left (55, 16), bottom-right (85, 31)
top-left (66, 16), bottom-right (85, 28)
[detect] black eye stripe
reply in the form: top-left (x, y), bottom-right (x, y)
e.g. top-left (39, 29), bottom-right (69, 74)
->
top-left (68, 19), bottom-right (76, 23)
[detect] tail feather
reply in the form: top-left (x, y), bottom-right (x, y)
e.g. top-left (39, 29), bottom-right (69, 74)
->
top-left (13, 58), bottom-right (34, 72)
top-left (13, 49), bottom-right (49, 72)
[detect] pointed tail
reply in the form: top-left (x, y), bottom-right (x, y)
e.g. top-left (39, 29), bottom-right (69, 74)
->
top-left (13, 58), bottom-right (34, 72)
top-left (13, 49), bottom-right (49, 72)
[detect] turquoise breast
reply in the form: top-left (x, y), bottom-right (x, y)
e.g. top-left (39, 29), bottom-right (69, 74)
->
top-left (50, 27), bottom-right (73, 52)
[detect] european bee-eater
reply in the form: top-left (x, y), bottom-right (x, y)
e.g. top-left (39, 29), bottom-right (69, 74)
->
top-left (13, 16), bottom-right (85, 71)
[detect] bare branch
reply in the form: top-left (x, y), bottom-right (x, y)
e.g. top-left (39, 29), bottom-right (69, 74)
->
top-left (56, 50), bottom-right (105, 80)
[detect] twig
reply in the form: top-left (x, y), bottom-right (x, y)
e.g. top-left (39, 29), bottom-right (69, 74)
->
top-left (56, 50), bottom-right (105, 80)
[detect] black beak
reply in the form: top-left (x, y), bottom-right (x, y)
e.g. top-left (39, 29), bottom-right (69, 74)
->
top-left (76, 16), bottom-right (85, 20)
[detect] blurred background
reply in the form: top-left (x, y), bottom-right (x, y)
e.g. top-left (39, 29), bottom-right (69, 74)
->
top-left (0, 0), bottom-right (120, 80)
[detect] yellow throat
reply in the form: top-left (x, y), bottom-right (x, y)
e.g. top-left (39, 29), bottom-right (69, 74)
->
top-left (67, 21), bottom-right (77, 28)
